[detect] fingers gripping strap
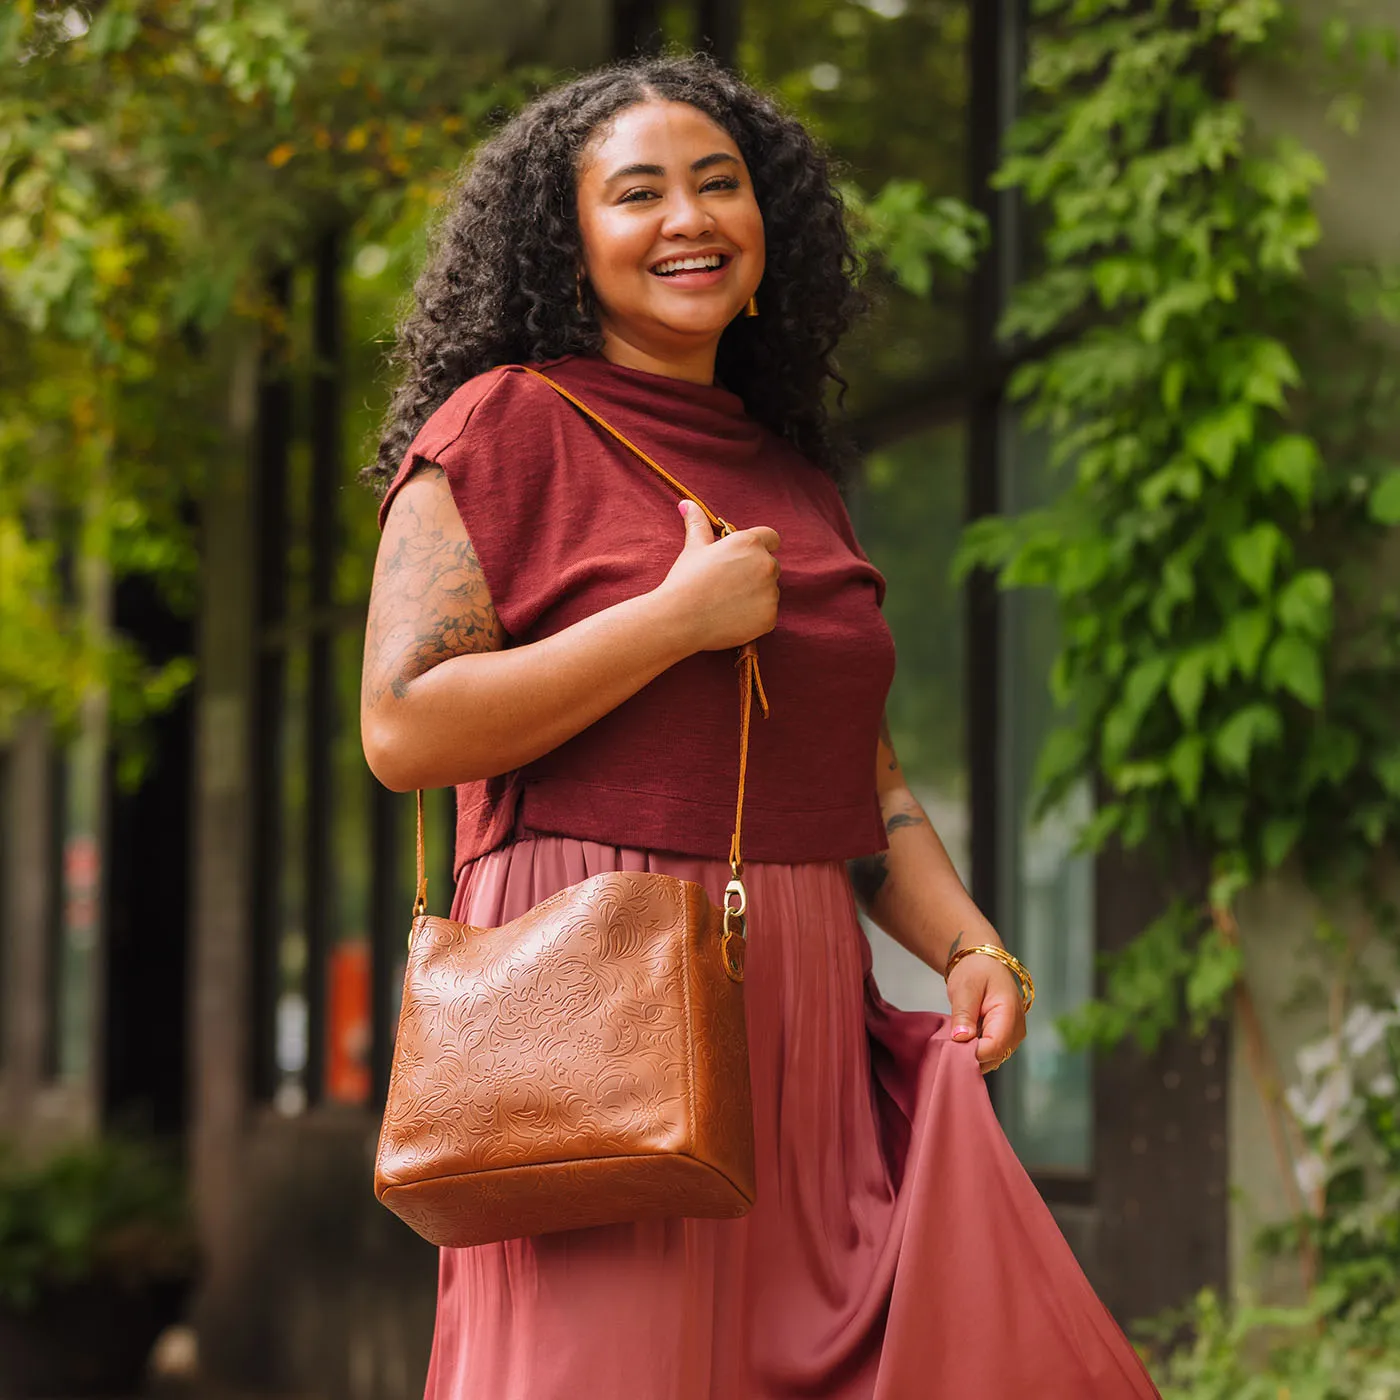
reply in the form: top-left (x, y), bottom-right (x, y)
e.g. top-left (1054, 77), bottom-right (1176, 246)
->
top-left (410, 365), bottom-right (771, 915)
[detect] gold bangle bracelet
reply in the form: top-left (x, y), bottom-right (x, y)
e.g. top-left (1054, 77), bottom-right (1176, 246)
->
top-left (943, 944), bottom-right (1036, 1015)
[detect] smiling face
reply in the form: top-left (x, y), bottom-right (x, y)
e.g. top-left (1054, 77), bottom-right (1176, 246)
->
top-left (575, 97), bottom-right (766, 382)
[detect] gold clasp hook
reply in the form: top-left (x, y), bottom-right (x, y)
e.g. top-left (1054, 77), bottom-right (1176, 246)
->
top-left (720, 877), bottom-right (748, 982)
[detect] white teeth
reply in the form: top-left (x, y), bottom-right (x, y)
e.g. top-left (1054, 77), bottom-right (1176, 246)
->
top-left (652, 255), bottom-right (724, 276)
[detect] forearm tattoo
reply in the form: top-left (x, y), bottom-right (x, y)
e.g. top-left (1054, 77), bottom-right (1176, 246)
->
top-left (848, 853), bottom-right (890, 912)
top-left (362, 464), bottom-right (505, 707)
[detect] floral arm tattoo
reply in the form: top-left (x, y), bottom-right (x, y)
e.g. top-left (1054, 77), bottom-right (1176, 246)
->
top-left (362, 463), bottom-right (505, 708)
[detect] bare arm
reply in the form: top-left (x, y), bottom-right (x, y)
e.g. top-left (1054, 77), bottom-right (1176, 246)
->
top-left (847, 715), bottom-right (1001, 974)
top-left (848, 713), bottom-right (1025, 1070)
top-left (361, 465), bottom-right (780, 793)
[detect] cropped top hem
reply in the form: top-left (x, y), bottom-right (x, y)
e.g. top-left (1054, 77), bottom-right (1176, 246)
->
top-left (450, 774), bottom-right (886, 878)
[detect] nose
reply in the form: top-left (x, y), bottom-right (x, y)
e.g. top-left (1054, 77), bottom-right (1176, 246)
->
top-left (660, 187), bottom-right (713, 241)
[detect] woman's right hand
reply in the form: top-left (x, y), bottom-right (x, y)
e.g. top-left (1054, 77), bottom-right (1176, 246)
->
top-left (655, 499), bottom-right (781, 652)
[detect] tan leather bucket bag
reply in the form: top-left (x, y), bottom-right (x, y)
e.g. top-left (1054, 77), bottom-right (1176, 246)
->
top-left (374, 370), bottom-right (764, 1248)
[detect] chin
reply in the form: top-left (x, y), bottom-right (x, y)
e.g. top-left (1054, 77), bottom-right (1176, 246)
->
top-left (649, 307), bottom-right (742, 340)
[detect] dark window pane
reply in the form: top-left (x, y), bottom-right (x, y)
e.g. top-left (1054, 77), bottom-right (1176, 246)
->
top-left (854, 422), bottom-right (966, 1012)
top-left (996, 424), bottom-right (1093, 1173)
top-left (743, 0), bottom-right (971, 402)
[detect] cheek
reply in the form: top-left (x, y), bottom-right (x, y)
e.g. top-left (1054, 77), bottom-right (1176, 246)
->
top-left (582, 212), bottom-right (654, 283)
top-left (733, 201), bottom-right (766, 258)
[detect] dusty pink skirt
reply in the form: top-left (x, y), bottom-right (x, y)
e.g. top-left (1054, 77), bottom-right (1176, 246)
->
top-left (422, 838), bottom-right (1161, 1399)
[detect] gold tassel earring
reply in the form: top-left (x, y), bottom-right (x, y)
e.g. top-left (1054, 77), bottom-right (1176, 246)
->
top-left (745, 293), bottom-right (759, 318)
top-left (576, 272), bottom-right (586, 314)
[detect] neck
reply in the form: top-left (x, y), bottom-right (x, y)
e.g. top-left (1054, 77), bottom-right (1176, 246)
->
top-left (597, 323), bottom-right (718, 386)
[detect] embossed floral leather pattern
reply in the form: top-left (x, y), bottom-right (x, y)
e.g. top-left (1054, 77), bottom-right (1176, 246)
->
top-left (375, 870), bottom-right (755, 1247)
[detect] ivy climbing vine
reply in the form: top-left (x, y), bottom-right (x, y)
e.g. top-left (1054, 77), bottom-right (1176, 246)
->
top-left (958, 6), bottom-right (1400, 1374)
top-left (960, 0), bottom-right (1400, 1051)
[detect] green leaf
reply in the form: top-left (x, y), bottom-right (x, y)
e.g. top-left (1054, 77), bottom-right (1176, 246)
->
top-left (1256, 434), bottom-right (1320, 506)
top-left (1149, 549), bottom-right (1197, 633)
top-left (1209, 856), bottom-right (1250, 912)
top-left (1302, 724), bottom-right (1360, 788)
top-left (1167, 734), bottom-right (1206, 803)
top-left (1262, 634), bottom-right (1324, 707)
top-left (1074, 803), bottom-right (1124, 855)
top-left (1101, 655), bottom-right (1170, 764)
top-left (1140, 280), bottom-right (1215, 343)
top-left (1168, 649), bottom-right (1210, 728)
top-left (1123, 654), bottom-right (1171, 715)
top-left (1227, 522), bottom-right (1286, 596)
top-left (1274, 569), bottom-right (1333, 640)
top-left (1092, 257), bottom-right (1137, 308)
top-left (1240, 340), bottom-right (1300, 409)
top-left (1032, 725), bottom-right (1088, 794)
top-left (1224, 608), bottom-right (1271, 677)
top-left (1161, 360), bottom-right (1187, 412)
top-left (1260, 816), bottom-right (1301, 869)
top-left (1184, 926), bottom-right (1243, 1031)
top-left (1373, 746), bottom-right (1400, 797)
top-left (1353, 803), bottom-right (1389, 845)
top-left (1369, 470), bottom-right (1400, 525)
top-left (1113, 760), bottom-right (1168, 792)
top-left (1213, 704), bottom-right (1283, 775)
top-left (1187, 403), bottom-right (1254, 477)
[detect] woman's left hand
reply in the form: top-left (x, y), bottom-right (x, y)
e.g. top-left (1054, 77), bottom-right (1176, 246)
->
top-left (947, 953), bottom-right (1027, 1075)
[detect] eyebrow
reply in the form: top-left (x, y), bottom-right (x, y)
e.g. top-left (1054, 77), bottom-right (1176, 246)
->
top-left (603, 152), bottom-right (740, 183)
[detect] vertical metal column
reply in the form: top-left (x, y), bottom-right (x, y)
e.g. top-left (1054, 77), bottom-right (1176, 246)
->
top-left (304, 231), bottom-right (342, 1106)
top-left (696, 0), bottom-right (741, 66)
top-left (613, 0), bottom-right (663, 57)
top-left (964, 0), bottom-right (1023, 935)
top-left (248, 269), bottom-right (293, 1103)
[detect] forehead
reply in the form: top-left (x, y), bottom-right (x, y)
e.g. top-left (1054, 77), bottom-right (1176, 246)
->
top-left (580, 99), bottom-right (741, 174)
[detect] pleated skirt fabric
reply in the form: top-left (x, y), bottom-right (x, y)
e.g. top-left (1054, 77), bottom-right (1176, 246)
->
top-left (421, 837), bottom-right (1162, 1400)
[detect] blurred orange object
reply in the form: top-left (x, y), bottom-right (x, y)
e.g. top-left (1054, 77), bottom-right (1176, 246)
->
top-left (327, 942), bottom-right (371, 1104)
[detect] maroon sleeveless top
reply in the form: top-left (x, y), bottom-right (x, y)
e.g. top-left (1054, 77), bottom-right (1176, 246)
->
top-left (378, 355), bottom-right (895, 873)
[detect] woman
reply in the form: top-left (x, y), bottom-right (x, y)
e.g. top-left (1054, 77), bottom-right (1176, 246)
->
top-left (362, 54), bottom-right (1160, 1400)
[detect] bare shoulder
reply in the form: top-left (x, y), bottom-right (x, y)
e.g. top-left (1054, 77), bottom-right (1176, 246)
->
top-left (363, 462), bottom-right (505, 708)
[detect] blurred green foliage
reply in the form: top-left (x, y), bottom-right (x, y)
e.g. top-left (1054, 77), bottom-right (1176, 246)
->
top-left (0, 1136), bottom-right (195, 1309)
top-left (1, 0), bottom-right (978, 750)
top-left (0, 0), bottom-right (537, 745)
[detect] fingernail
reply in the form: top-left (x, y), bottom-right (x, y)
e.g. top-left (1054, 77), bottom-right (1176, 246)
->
top-left (952, 1028), bottom-right (972, 1041)
top-left (678, 501), bottom-right (688, 516)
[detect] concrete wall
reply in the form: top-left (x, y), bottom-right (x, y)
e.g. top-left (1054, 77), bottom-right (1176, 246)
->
top-left (1232, 0), bottom-right (1400, 1298)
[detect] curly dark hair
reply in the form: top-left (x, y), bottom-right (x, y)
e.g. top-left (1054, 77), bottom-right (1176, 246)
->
top-left (367, 53), bottom-right (866, 493)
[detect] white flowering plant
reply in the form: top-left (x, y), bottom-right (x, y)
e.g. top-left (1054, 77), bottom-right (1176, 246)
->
top-left (1282, 995), bottom-right (1400, 1310)
top-left (1148, 993), bottom-right (1400, 1396)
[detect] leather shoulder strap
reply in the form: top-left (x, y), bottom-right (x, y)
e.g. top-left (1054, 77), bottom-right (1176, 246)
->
top-left (520, 367), bottom-right (736, 537)
top-left (412, 365), bottom-right (770, 922)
